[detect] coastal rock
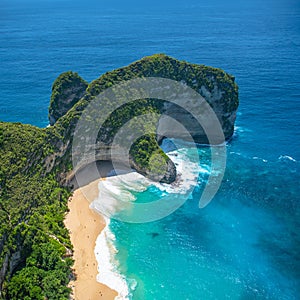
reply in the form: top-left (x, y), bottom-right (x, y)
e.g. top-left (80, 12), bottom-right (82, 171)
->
top-left (85, 54), bottom-right (238, 143)
top-left (158, 79), bottom-right (237, 143)
top-left (50, 54), bottom-right (239, 184)
top-left (130, 153), bottom-right (177, 184)
top-left (159, 159), bottom-right (177, 183)
top-left (48, 71), bottom-right (88, 125)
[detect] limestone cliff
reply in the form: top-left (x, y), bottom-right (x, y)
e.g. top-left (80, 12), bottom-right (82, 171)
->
top-left (49, 54), bottom-right (238, 185)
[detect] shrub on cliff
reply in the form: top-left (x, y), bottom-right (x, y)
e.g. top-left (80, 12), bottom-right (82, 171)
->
top-left (49, 71), bottom-right (88, 126)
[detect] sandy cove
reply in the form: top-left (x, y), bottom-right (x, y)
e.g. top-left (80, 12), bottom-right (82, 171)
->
top-left (64, 179), bottom-right (118, 300)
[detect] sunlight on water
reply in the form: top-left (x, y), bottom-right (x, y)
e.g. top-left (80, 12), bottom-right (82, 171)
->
top-left (95, 142), bottom-right (299, 300)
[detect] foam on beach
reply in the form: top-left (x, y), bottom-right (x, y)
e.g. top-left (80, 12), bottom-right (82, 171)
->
top-left (92, 173), bottom-right (150, 217)
top-left (153, 149), bottom-right (207, 194)
top-left (91, 146), bottom-right (209, 299)
top-left (93, 215), bottom-right (135, 300)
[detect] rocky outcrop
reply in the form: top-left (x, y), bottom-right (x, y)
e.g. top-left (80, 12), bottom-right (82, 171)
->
top-left (49, 54), bottom-right (239, 184)
top-left (48, 71), bottom-right (88, 125)
top-left (84, 54), bottom-right (238, 144)
top-left (158, 78), bottom-right (237, 144)
top-left (135, 158), bottom-right (177, 183)
top-left (0, 254), bottom-right (9, 296)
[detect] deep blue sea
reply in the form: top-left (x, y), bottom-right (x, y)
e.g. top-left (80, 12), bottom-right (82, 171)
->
top-left (1, 0), bottom-right (299, 299)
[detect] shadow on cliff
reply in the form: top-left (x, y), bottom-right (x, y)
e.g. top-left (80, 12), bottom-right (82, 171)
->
top-left (69, 160), bottom-right (134, 190)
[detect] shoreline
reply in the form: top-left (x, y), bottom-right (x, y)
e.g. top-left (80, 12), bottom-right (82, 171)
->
top-left (64, 179), bottom-right (118, 300)
top-left (63, 149), bottom-right (196, 300)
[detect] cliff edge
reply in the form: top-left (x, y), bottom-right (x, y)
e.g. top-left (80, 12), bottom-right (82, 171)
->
top-left (48, 54), bottom-right (238, 185)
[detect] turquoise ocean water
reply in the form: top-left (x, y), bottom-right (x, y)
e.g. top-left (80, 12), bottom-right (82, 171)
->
top-left (1, 0), bottom-right (299, 299)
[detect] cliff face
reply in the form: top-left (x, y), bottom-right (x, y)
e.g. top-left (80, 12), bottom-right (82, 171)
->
top-left (158, 78), bottom-right (237, 143)
top-left (86, 54), bottom-right (238, 143)
top-left (49, 54), bottom-right (239, 184)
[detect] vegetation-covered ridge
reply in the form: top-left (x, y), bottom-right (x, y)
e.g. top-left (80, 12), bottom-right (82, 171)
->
top-left (54, 54), bottom-right (238, 138)
top-left (49, 71), bottom-right (88, 126)
top-left (0, 122), bottom-right (73, 299)
top-left (50, 54), bottom-right (238, 184)
top-left (0, 54), bottom-right (239, 299)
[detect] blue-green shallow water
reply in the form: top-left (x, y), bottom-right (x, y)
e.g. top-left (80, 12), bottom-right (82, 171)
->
top-left (111, 140), bottom-right (300, 299)
top-left (1, 0), bottom-right (299, 299)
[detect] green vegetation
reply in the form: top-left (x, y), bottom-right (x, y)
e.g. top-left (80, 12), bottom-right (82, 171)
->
top-left (49, 71), bottom-right (88, 125)
top-left (130, 134), bottom-right (167, 171)
top-left (99, 99), bottom-right (162, 144)
top-left (0, 122), bottom-right (72, 299)
top-left (85, 54), bottom-right (238, 113)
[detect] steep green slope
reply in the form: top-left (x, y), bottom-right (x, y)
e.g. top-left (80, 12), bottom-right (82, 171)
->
top-left (0, 123), bottom-right (72, 299)
top-left (51, 54), bottom-right (238, 184)
top-left (49, 71), bottom-right (88, 126)
top-left (53, 54), bottom-right (238, 139)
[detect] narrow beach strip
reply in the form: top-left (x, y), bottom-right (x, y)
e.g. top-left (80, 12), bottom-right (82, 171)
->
top-left (64, 179), bottom-right (118, 300)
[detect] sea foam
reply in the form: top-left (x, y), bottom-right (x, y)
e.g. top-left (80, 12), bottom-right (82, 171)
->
top-left (91, 147), bottom-right (208, 299)
top-left (279, 155), bottom-right (297, 162)
top-left (93, 214), bottom-right (135, 300)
